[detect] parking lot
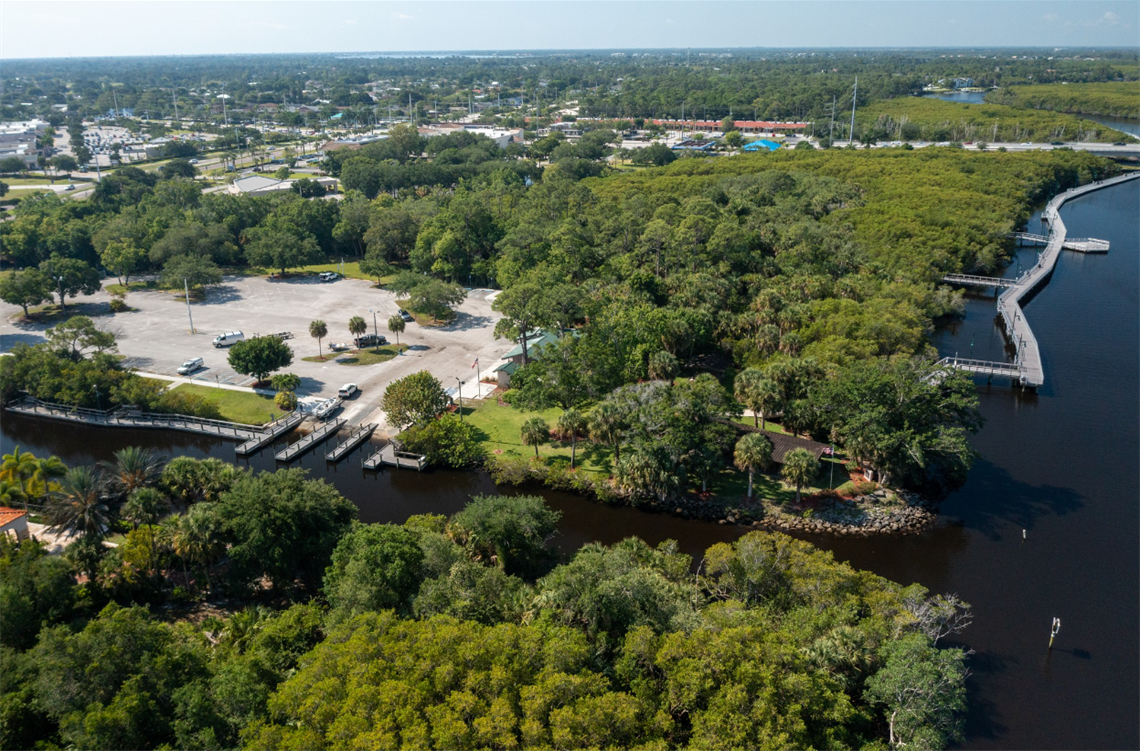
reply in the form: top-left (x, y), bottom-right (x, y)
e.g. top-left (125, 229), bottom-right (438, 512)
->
top-left (1, 275), bottom-right (508, 433)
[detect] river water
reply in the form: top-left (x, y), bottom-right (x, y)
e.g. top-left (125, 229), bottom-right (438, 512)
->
top-left (1, 180), bottom-right (1136, 749)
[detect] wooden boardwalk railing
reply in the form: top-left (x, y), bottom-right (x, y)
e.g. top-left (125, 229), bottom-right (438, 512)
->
top-left (275, 419), bottom-right (345, 462)
top-left (326, 423), bottom-right (376, 463)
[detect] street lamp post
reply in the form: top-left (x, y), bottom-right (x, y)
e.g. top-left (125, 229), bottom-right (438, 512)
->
top-left (369, 308), bottom-right (378, 337)
top-left (455, 378), bottom-right (464, 422)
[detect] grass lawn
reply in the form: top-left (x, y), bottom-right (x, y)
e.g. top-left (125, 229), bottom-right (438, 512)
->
top-left (706, 455), bottom-right (847, 506)
top-left (245, 261), bottom-right (394, 286)
top-left (465, 400), bottom-right (612, 476)
top-left (2, 177), bottom-right (81, 186)
top-left (167, 384), bottom-right (280, 425)
top-left (336, 344), bottom-right (408, 365)
top-left (21, 302), bottom-right (111, 322)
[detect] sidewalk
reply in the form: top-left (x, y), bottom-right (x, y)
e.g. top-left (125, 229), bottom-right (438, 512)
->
top-left (136, 370), bottom-right (272, 396)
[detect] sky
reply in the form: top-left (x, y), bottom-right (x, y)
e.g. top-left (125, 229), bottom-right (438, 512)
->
top-left (1, 1), bottom-right (1136, 59)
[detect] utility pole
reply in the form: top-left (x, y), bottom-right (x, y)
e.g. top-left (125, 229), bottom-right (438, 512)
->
top-left (829, 95), bottom-right (836, 144)
top-left (184, 278), bottom-right (195, 333)
top-left (455, 378), bottom-right (464, 421)
top-left (849, 76), bottom-right (858, 144)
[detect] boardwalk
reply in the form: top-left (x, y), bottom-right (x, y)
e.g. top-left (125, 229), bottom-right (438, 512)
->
top-left (234, 412), bottom-right (305, 456)
top-left (325, 423), bottom-right (377, 463)
top-left (946, 172), bottom-right (1140, 388)
top-left (1012, 231), bottom-right (1109, 253)
top-left (6, 397), bottom-right (264, 440)
top-left (942, 273), bottom-right (1015, 289)
top-left (275, 419), bottom-right (345, 462)
top-left (363, 443), bottom-right (428, 471)
top-left (933, 356), bottom-right (1023, 381)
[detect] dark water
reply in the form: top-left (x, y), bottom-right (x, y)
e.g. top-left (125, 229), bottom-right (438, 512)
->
top-left (2, 181), bottom-right (1137, 749)
top-left (1086, 115), bottom-right (1140, 140)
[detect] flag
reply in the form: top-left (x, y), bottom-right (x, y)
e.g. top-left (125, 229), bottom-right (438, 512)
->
top-left (471, 358), bottom-right (479, 368)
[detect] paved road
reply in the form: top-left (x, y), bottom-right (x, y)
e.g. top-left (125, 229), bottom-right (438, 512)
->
top-left (0, 275), bottom-right (508, 436)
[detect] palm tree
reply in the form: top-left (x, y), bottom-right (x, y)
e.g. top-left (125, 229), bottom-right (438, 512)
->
top-left (310, 319), bottom-right (328, 360)
top-left (734, 433), bottom-right (773, 499)
top-left (348, 315), bottom-right (367, 346)
top-left (122, 487), bottom-right (167, 531)
top-left (557, 409), bottom-right (588, 469)
top-left (520, 417), bottom-right (550, 459)
top-left (588, 403), bottom-right (625, 463)
top-left (0, 446), bottom-right (37, 494)
top-left (0, 479), bottom-right (27, 509)
top-left (47, 466), bottom-right (111, 542)
top-left (387, 314), bottom-right (406, 347)
top-left (27, 455), bottom-right (67, 500)
top-left (168, 506), bottom-right (223, 591)
top-left (735, 369), bottom-right (781, 430)
top-left (101, 446), bottom-right (165, 498)
top-left (781, 448), bottom-right (820, 504)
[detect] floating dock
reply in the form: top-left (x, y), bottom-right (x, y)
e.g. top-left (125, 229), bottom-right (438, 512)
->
top-left (275, 418), bottom-right (345, 462)
top-left (235, 412), bottom-right (305, 456)
top-left (325, 423), bottom-right (377, 463)
top-left (363, 443), bottom-right (428, 471)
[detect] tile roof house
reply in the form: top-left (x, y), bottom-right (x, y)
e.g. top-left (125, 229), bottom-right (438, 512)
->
top-left (0, 507), bottom-right (29, 542)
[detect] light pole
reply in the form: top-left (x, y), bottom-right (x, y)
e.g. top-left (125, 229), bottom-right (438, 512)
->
top-left (55, 275), bottom-right (64, 309)
top-left (455, 377), bottom-right (464, 421)
top-left (184, 278), bottom-right (195, 333)
top-left (369, 308), bottom-right (378, 337)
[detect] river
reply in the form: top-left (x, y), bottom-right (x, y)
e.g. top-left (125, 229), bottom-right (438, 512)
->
top-left (1, 180), bottom-right (1137, 749)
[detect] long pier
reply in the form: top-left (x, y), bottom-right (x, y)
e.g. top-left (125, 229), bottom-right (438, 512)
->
top-left (1013, 231), bottom-right (1110, 252)
top-left (325, 423), bottom-right (376, 463)
top-left (942, 273), bottom-right (1017, 289)
top-left (275, 418), bottom-right (345, 462)
top-left (234, 412), bottom-right (305, 456)
top-left (363, 443), bottom-right (428, 471)
top-left (7, 397), bottom-right (265, 440)
top-left (944, 172), bottom-right (1139, 388)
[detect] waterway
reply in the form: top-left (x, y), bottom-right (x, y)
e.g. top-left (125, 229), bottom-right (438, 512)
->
top-left (921, 91), bottom-right (1140, 140)
top-left (1, 180), bottom-right (1137, 749)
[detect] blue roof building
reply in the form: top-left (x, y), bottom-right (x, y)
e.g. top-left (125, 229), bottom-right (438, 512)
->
top-left (743, 139), bottom-right (781, 152)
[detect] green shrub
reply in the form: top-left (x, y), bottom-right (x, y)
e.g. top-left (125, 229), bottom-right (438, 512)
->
top-left (399, 414), bottom-right (485, 468)
top-left (274, 390), bottom-right (298, 411)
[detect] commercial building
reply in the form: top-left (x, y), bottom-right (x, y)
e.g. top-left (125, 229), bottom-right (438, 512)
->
top-left (0, 119), bottom-right (50, 168)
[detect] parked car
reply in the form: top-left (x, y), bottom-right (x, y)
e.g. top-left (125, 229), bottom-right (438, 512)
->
top-left (318, 271), bottom-right (340, 281)
top-left (354, 333), bottom-right (387, 348)
top-left (398, 309), bottom-right (414, 322)
top-left (177, 357), bottom-right (204, 375)
top-left (189, 158), bottom-right (199, 164)
top-left (271, 331), bottom-right (294, 341)
top-left (338, 383), bottom-right (359, 398)
top-left (212, 331), bottom-right (245, 348)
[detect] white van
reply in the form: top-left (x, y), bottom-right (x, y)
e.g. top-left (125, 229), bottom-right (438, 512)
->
top-left (212, 331), bottom-right (245, 348)
top-left (177, 357), bottom-right (204, 375)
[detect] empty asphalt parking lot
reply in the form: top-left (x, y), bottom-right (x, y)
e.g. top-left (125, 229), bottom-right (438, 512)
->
top-left (1, 275), bottom-right (509, 431)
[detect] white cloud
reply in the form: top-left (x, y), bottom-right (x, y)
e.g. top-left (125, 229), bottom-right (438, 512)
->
top-left (665, 18), bottom-right (675, 24)
top-left (1043, 13), bottom-right (1057, 22)
top-left (1101, 11), bottom-right (1120, 24)
top-left (345, 18), bottom-right (357, 25)
top-left (394, 13), bottom-right (413, 20)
